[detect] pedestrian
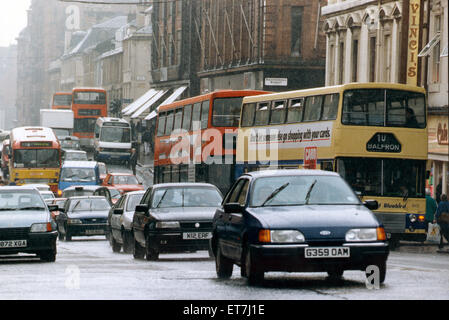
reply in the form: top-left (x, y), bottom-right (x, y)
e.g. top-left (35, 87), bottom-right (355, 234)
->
top-left (142, 130), bottom-right (152, 156)
top-left (8, 178), bottom-right (19, 186)
top-left (129, 148), bottom-right (138, 176)
top-left (436, 178), bottom-right (442, 204)
top-left (434, 194), bottom-right (449, 249)
top-left (425, 190), bottom-right (437, 232)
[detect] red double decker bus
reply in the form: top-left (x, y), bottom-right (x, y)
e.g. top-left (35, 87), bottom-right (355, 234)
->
top-left (154, 90), bottom-right (268, 194)
top-left (51, 92), bottom-right (72, 110)
top-left (71, 88), bottom-right (108, 149)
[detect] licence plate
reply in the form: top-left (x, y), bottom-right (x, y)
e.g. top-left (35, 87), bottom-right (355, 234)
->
top-left (182, 232), bottom-right (212, 240)
top-left (85, 229), bottom-right (104, 235)
top-left (305, 247), bottom-right (350, 258)
top-left (0, 240), bottom-right (27, 248)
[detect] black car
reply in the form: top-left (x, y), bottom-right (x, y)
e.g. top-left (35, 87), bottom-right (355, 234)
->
top-left (211, 170), bottom-right (389, 285)
top-left (56, 196), bottom-right (111, 241)
top-left (0, 187), bottom-right (58, 262)
top-left (132, 183), bottom-right (223, 260)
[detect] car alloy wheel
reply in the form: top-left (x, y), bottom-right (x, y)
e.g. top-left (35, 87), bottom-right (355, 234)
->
top-left (215, 244), bottom-right (233, 279)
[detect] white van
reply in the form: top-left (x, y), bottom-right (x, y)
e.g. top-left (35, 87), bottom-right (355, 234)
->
top-left (93, 117), bottom-right (132, 163)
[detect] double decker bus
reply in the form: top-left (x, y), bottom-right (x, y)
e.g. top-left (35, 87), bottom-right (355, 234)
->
top-left (236, 83), bottom-right (427, 245)
top-left (8, 127), bottom-right (62, 193)
top-left (51, 92), bottom-right (72, 110)
top-left (154, 90), bottom-right (268, 194)
top-left (72, 88), bottom-right (108, 149)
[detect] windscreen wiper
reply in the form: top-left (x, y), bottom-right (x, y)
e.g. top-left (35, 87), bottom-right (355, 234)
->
top-left (261, 183), bottom-right (290, 207)
top-left (156, 189), bottom-right (169, 208)
top-left (305, 179), bottom-right (317, 205)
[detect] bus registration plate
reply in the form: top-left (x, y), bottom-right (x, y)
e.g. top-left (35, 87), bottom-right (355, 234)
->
top-left (305, 247), bottom-right (350, 258)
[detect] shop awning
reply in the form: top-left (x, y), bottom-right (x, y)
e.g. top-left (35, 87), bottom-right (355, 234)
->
top-left (122, 89), bottom-right (157, 115)
top-left (131, 90), bottom-right (167, 119)
top-left (418, 32), bottom-right (441, 57)
top-left (144, 86), bottom-right (188, 121)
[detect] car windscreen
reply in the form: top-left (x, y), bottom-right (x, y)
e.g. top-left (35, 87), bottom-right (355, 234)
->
top-left (151, 187), bottom-right (223, 208)
top-left (40, 193), bottom-right (55, 200)
top-left (65, 152), bottom-right (88, 161)
top-left (126, 193), bottom-right (144, 212)
top-left (100, 127), bottom-right (131, 143)
top-left (250, 175), bottom-right (360, 207)
top-left (114, 175), bottom-right (138, 185)
top-left (61, 168), bottom-right (96, 182)
top-left (0, 190), bottom-right (46, 211)
top-left (69, 198), bottom-right (111, 212)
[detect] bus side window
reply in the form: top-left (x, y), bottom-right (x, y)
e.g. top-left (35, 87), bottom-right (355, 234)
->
top-left (174, 108), bottom-right (183, 132)
top-left (201, 101), bottom-right (210, 130)
top-left (287, 98), bottom-right (304, 123)
top-left (165, 110), bottom-right (175, 136)
top-left (157, 112), bottom-right (167, 136)
top-left (270, 101), bottom-right (287, 125)
top-left (254, 102), bottom-right (270, 126)
top-left (320, 161), bottom-right (334, 172)
top-left (241, 103), bottom-right (256, 127)
top-left (182, 105), bottom-right (192, 131)
top-left (192, 103), bottom-right (201, 130)
top-left (303, 96), bottom-right (323, 122)
top-left (321, 94), bottom-right (339, 121)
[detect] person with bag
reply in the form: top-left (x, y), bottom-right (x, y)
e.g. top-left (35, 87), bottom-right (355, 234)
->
top-left (425, 190), bottom-right (437, 232)
top-left (434, 194), bottom-right (449, 249)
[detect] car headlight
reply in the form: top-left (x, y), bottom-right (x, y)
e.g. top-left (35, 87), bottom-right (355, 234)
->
top-left (345, 228), bottom-right (384, 242)
top-left (67, 219), bottom-right (82, 225)
top-left (30, 223), bottom-right (53, 233)
top-left (259, 229), bottom-right (305, 243)
top-left (155, 221), bottom-right (180, 229)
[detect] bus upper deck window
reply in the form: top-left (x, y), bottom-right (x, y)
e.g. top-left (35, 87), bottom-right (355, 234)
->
top-left (241, 103), bottom-right (256, 127)
top-left (254, 102), bottom-right (270, 126)
top-left (287, 98), bottom-right (304, 123)
top-left (322, 94), bottom-right (339, 121)
top-left (270, 101), bottom-right (287, 125)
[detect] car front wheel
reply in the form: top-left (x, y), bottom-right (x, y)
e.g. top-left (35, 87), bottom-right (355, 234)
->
top-left (133, 239), bottom-right (145, 260)
top-left (145, 235), bottom-right (159, 261)
top-left (122, 230), bottom-right (134, 254)
top-left (215, 244), bottom-right (233, 279)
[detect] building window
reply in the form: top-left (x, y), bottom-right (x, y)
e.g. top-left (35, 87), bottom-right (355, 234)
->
top-left (291, 6), bottom-right (304, 58)
top-left (338, 41), bottom-right (345, 84)
top-left (432, 15), bottom-right (441, 83)
top-left (329, 43), bottom-right (335, 85)
top-left (352, 39), bottom-right (359, 82)
top-left (383, 34), bottom-right (392, 82)
top-left (369, 36), bottom-right (377, 82)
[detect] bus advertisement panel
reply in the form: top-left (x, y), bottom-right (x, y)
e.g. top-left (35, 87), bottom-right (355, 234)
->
top-left (153, 90), bottom-right (268, 194)
top-left (236, 83), bottom-right (427, 245)
top-left (72, 88), bottom-right (108, 149)
top-left (8, 127), bottom-right (62, 194)
top-left (52, 92), bottom-right (72, 110)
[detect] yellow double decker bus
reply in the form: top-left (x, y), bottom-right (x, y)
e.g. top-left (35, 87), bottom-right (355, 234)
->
top-left (236, 83), bottom-right (427, 245)
top-left (8, 127), bottom-right (62, 194)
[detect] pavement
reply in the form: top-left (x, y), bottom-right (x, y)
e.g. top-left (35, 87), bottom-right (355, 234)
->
top-left (395, 241), bottom-right (449, 254)
top-left (136, 150), bottom-right (154, 187)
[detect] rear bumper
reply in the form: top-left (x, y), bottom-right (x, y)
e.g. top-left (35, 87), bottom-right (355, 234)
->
top-left (0, 231), bottom-right (57, 255)
top-left (67, 224), bottom-right (108, 237)
top-left (250, 242), bottom-right (389, 272)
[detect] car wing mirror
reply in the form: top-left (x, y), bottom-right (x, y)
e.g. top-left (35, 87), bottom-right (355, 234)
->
top-left (363, 200), bottom-right (379, 211)
top-left (113, 208), bottom-right (124, 215)
top-left (48, 204), bottom-right (59, 212)
top-left (135, 204), bottom-right (149, 216)
top-left (223, 203), bottom-right (243, 214)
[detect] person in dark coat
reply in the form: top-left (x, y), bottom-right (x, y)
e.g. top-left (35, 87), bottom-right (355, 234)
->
top-left (129, 148), bottom-right (138, 176)
top-left (436, 178), bottom-right (442, 204)
top-left (435, 194), bottom-right (449, 249)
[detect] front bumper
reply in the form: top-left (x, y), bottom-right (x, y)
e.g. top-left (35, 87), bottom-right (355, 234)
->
top-left (250, 242), bottom-right (389, 272)
top-left (0, 231), bottom-right (57, 255)
top-left (147, 230), bottom-right (212, 253)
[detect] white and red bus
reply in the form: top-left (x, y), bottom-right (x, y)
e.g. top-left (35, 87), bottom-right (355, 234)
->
top-left (51, 92), bottom-right (72, 110)
top-left (153, 90), bottom-right (268, 194)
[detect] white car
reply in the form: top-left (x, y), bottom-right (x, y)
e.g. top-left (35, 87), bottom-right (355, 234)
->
top-left (40, 190), bottom-right (56, 204)
top-left (23, 184), bottom-right (51, 192)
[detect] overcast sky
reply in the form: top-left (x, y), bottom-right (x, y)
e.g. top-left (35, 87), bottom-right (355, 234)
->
top-left (0, 1), bottom-right (31, 47)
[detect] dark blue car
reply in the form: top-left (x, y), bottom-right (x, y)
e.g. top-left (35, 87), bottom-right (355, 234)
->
top-left (211, 169), bottom-right (389, 285)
